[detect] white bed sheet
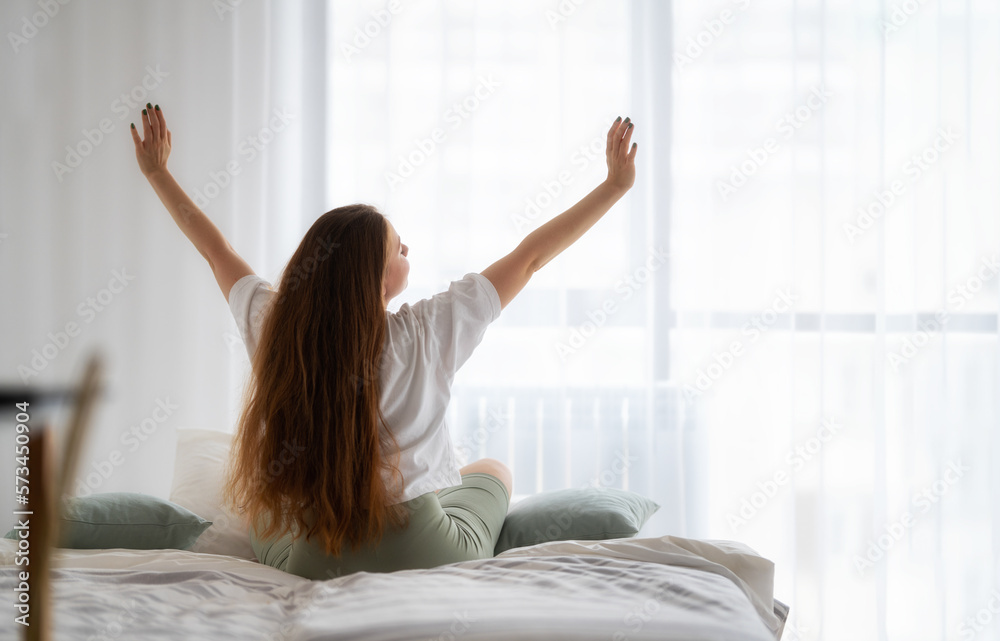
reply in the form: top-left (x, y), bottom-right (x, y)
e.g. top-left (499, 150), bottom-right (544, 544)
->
top-left (0, 535), bottom-right (786, 641)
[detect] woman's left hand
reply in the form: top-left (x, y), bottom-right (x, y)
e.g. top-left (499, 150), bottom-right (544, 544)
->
top-left (605, 116), bottom-right (637, 193)
top-left (130, 103), bottom-right (172, 177)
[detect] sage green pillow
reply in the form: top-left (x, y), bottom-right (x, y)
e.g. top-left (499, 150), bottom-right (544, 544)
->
top-left (4, 492), bottom-right (212, 550)
top-left (494, 487), bottom-right (659, 555)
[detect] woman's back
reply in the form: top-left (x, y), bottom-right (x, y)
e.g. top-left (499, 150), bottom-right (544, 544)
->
top-left (228, 270), bottom-right (502, 503)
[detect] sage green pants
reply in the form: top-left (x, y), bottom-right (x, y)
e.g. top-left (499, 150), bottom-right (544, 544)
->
top-left (250, 472), bottom-right (510, 580)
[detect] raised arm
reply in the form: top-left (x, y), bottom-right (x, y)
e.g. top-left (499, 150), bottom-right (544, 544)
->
top-left (130, 104), bottom-right (255, 302)
top-left (481, 116), bottom-right (637, 310)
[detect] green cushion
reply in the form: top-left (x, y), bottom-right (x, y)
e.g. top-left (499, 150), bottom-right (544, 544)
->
top-left (4, 492), bottom-right (212, 550)
top-left (494, 487), bottom-right (660, 555)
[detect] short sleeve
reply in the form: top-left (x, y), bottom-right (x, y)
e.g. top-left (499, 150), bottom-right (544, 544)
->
top-left (399, 272), bottom-right (501, 381)
top-left (228, 274), bottom-right (276, 359)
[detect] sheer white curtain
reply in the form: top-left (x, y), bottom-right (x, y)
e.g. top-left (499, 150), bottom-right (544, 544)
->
top-left (672, 0), bottom-right (1000, 639)
top-left (0, 0), bottom-right (327, 509)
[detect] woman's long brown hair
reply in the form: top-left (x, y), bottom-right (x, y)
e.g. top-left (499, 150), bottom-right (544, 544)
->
top-left (222, 204), bottom-right (406, 557)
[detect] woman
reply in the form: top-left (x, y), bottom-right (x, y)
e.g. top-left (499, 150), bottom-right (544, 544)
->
top-left (131, 104), bottom-right (637, 579)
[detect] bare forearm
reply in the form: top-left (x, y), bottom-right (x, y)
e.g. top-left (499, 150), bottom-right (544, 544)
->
top-left (521, 180), bottom-right (627, 272)
top-left (145, 169), bottom-right (229, 262)
top-left (132, 106), bottom-right (255, 300)
top-left (480, 117), bottom-right (636, 310)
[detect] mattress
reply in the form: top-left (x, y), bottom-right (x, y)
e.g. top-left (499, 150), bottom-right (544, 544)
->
top-left (0, 535), bottom-right (788, 640)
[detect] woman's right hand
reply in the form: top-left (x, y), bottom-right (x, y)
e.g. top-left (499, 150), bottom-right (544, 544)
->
top-left (130, 103), bottom-right (172, 177)
top-left (605, 116), bottom-right (637, 192)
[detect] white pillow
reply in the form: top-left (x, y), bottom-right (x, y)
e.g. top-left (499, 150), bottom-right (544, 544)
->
top-left (169, 428), bottom-right (255, 560)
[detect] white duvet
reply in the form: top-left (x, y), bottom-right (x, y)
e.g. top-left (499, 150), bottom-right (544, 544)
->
top-left (0, 535), bottom-right (786, 641)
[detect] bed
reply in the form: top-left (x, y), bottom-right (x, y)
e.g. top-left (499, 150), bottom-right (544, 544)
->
top-left (1, 533), bottom-right (787, 640)
top-left (4, 370), bottom-right (788, 641)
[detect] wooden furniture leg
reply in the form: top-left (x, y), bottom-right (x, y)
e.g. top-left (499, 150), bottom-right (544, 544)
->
top-left (19, 353), bottom-right (103, 641)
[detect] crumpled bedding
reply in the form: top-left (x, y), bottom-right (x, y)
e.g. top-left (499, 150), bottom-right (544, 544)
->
top-left (0, 535), bottom-right (787, 641)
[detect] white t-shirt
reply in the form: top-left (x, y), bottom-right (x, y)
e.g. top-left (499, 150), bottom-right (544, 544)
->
top-left (228, 271), bottom-right (502, 503)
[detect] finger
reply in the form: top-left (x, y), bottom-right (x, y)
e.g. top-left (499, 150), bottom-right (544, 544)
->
top-left (167, 128), bottom-right (171, 146)
top-left (607, 117), bottom-right (621, 164)
top-left (154, 104), bottom-right (166, 140)
top-left (614, 117), bottom-right (631, 158)
top-left (145, 103), bottom-right (159, 139)
top-left (611, 118), bottom-right (623, 158)
top-left (142, 107), bottom-right (153, 141)
top-left (130, 122), bottom-right (142, 147)
top-left (618, 121), bottom-right (634, 159)
top-left (627, 140), bottom-right (637, 163)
